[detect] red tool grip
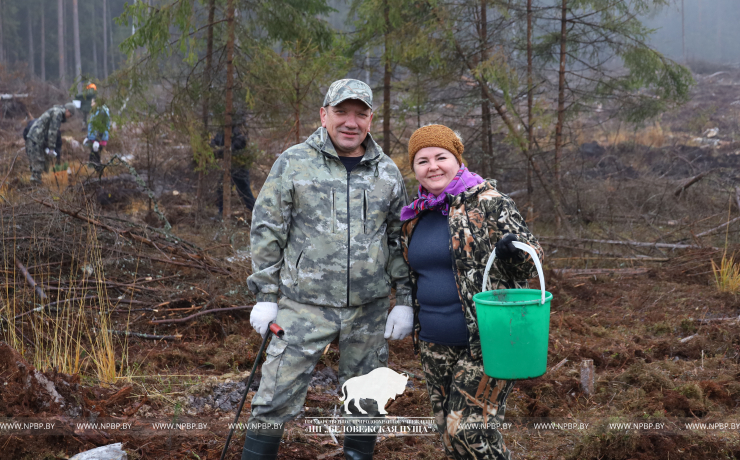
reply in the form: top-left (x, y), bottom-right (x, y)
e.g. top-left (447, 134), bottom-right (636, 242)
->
top-left (269, 323), bottom-right (285, 338)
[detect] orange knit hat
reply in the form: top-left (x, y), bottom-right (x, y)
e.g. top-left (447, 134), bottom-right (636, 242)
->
top-left (408, 124), bottom-right (464, 168)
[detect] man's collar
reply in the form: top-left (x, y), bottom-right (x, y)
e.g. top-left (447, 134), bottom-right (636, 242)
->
top-left (311, 128), bottom-right (382, 162)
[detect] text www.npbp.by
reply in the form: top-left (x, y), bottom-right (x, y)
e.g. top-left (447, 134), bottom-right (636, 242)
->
top-left (0, 423), bottom-right (56, 430)
top-left (533, 423), bottom-right (590, 430)
top-left (151, 423), bottom-right (208, 430)
top-left (608, 423), bottom-right (664, 430)
top-left (76, 423), bottom-right (132, 430)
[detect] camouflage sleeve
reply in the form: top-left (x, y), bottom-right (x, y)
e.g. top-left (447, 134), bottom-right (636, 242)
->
top-left (488, 195), bottom-right (543, 282)
top-left (246, 155), bottom-right (293, 302)
top-left (46, 110), bottom-right (64, 151)
top-left (386, 169), bottom-right (412, 306)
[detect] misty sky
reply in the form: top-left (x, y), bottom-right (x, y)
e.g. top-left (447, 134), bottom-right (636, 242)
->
top-left (643, 0), bottom-right (740, 66)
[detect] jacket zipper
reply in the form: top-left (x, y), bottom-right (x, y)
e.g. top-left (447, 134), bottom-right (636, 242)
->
top-left (346, 168), bottom-right (352, 308)
top-left (445, 207), bottom-right (474, 358)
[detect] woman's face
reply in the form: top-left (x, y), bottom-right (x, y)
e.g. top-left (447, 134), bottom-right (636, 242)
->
top-left (413, 146), bottom-right (460, 196)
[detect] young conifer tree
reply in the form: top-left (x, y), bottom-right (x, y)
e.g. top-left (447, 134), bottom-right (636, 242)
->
top-left (405, 0), bottom-right (692, 230)
top-left (117, 0), bottom-right (338, 219)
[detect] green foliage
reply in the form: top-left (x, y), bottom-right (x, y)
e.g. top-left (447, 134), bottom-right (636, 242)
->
top-left (405, 0), bottom-right (695, 162)
top-left (677, 382), bottom-right (703, 400)
top-left (113, 0), bottom-right (341, 169)
top-left (613, 47), bottom-right (694, 122)
top-left (186, 117), bottom-right (217, 174)
top-left (242, 35), bottom-right (350, 127)
top-left (252, 0), bottom-right (336, 49)
top-left (119, 0), bottom-right (199, 62)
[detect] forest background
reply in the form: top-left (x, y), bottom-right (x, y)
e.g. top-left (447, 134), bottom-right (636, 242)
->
top-left (0, 0), bottom-right (720, 221)
top-left (4, 1), bottom-right (740, 459)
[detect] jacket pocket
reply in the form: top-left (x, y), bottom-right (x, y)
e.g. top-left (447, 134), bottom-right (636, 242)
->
top-left (331, 188), bottom-right (336, 233)
top-left (282, 245), bottom-right (304, 287)
top-left (363, 189), bottom-right (368, 234)
top-left (295, 249), bottom-right (304, 271)
top-left (251, 337), bottom-right (289, 405)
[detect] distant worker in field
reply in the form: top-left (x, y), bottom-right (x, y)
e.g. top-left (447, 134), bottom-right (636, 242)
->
top-left (210, 123), bottom-right (256, 214)
top-left (74, 82), bottom-right (97, 128)
top-left (243, 79), bottom-right (412, 460)
top-left (83, 98), bottom-right (111, 173)
top-left (24, 103), bottom-right (76, 184)
top-left (23, 118), bottom-right (63, 168)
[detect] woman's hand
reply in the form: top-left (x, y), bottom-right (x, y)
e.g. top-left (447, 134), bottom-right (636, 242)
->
top-left (494, 234), bottom-right (523, 260)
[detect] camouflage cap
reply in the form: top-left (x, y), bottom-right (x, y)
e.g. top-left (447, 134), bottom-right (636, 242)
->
top-left (64, 102), bottom-right (77, 116)
top-left (323, 79), bottom-right (373, 109)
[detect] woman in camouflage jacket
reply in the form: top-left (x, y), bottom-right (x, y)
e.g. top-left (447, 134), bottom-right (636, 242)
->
top-left (400, 125), bottom-right (543, 460)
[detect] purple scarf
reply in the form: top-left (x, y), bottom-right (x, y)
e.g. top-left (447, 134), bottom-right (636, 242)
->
top-left (401, 165), bottom-right (485, 220)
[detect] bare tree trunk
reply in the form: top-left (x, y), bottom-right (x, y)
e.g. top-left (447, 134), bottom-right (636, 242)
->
top-left (382, 0), bottom-right (391, 155)
top-left (479, 0), bottom-right (493, 177)
top-left (58, 0), bottom-right (65, 86)
top-left (681, 0), bottom-right (685, 63)
top-left (108, 1), bottom-right (115, 72)
top-left (27, 6), bottom-right (35, 76)
top-left (73, 0), bottom-right (82, 92)
top-left (92, 4), bottom-right (98, 79)
top-left (295, 68), bottom-right (301, 144)
top-left (526, 0), bottom-right (534, 227)
top-left (197, 0), bottom-right (216, 210)
top-left (554, 0), bottom-right (568, 230)
top-left (103, 0), bottom-right (108, 78)
top-left (40, 9), bottom-right (46, 81)
top-left (222, 0), bottom-right (236, 222)
top-left (0, 0), bottom-right (4, 63)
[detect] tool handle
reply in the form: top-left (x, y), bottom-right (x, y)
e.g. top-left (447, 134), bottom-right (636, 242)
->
top-left (482, 241), bottom-right (546, 304)
top-left (269, 323), bottom-right (285, 338)
top-left (220, 322), bottom-right (284, 460)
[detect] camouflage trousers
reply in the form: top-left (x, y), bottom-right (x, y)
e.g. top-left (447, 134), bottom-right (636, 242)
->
top-left (25, 139), bottom-right (49, 179)
top-left (248, 296), bottom-right (389, 436)
top-left (419, 341), bottom-right (515, 460)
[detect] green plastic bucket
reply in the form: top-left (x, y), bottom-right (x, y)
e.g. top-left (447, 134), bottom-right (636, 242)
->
top-left (473, 241), bottom-right (552, 380)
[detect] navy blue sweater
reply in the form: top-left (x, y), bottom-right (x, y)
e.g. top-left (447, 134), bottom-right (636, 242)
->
top-left (406, 211), bottom-right (468, 346)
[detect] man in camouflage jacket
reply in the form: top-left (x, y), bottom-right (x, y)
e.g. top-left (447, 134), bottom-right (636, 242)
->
top-left (24, 103), bottom-right (76, 183)
top-left (243, 79), bottom-right (412, 460)
top-left (401, 180), bottom-right (543, 459)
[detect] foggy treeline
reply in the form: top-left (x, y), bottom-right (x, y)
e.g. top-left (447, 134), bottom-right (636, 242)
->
top-left (0, 0), bottom-right (735, 90)
top-left (0, 0), bottom-right (132, 87)
top-left (0, 0), bottom-right (705, 225)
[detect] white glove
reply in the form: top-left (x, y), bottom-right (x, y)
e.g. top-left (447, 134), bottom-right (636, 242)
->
top-left (92, 141), bottom-right (100, 152)
top-left (250, 302), bottom-right (278, 337)
top-left (82, 138), bottom-right (89, 146)
top-left (45, 148), bottom-right (57, 157)
top-left (384, 305), bottom-right (414, 340)
top-left (44, 148), bottom-right (50, 154)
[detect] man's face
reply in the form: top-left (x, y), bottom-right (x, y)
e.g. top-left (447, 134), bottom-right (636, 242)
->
top-left (319, 99), bottom-right (373, 155)
top-left (65, 109), bottom-right (72, 120)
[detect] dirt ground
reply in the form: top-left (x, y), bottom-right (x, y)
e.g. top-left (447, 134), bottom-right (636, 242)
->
top-left (4, 257), bottom-right (740, 459)
top-left (3, 65), bottom-right (740, 459)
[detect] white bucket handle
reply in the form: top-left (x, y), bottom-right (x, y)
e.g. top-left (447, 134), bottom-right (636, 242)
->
top-left (482, 241), bottom-right (546, 304)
